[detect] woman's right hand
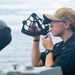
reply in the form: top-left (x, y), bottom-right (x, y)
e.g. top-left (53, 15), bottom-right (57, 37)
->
top-left (42, 34), bottom-right (53, 50)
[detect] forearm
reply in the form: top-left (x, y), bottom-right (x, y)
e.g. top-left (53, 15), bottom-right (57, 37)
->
top-left (45, 53), bottom-right (54, 67)
top-left (31, 41), bottom-right (41, 66)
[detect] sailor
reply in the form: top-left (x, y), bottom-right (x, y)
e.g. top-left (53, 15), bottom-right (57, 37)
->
top-left (30, 7), bottom-right (75, 75)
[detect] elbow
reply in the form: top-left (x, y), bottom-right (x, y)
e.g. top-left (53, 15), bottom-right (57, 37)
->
top-left (32, 62), bottom-right (39, 67)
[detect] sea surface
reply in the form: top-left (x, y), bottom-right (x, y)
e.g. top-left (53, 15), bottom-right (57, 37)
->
top-left (0, 25), bottom-right (62, 70)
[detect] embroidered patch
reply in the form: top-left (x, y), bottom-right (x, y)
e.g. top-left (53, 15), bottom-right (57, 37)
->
top-left (56, 8), bottom-right (62, 13)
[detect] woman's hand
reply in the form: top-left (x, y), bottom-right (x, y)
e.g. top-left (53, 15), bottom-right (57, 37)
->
top-left (42, 34), bottom-right (54, 50)
top-left (28, 22), bottom-right (40, 40)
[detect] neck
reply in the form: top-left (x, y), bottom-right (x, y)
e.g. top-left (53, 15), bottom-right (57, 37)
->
top-left (60, 30), bottom-right (74, 43)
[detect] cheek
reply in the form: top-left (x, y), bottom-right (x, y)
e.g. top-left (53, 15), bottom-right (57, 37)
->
top-left (57, 23), bottom-right (65, 30)
top-left (51, 25), bottom-right (65, 36)
top-left (56, 26), bottom-right (64, 31)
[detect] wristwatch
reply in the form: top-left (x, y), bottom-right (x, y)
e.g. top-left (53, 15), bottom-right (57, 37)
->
top-left (45, 49), bottom-right (53, 55)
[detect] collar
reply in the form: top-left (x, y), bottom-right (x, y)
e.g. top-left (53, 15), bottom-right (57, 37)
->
top-left (63, 33), bottom-right (75, 45)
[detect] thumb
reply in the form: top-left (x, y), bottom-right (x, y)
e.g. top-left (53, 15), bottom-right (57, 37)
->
top-left (48, 34), bottom-right (52, 39)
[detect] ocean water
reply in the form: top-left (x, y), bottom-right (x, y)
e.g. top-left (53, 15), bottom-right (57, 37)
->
top-left (0, 25), bottom-right (62, 70)
top-left (0, 27), bottom-right (33, 70)
top-left (0, 26), bottom-right (43, 70)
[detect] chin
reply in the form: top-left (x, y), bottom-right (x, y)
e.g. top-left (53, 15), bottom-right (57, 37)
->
top-left (52, 35), bottom-right (57, 36)
top-left (52, 33), bottom-right (59, 37)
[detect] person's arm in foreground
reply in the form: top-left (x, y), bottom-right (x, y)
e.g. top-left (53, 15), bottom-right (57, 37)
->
top-left (30, 23), bottom-right (44, 67)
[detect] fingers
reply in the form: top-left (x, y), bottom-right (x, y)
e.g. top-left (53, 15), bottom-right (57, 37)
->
top-left (29, 23), bottom-right (35, 28)
top-left (28, 22), bottom-right (39, 32)
top-left (42, 34), bottom-right (52, 41)
top-left (42, 37), bottom-right (46, 41)
top-left (28, 22), bottom-right (36, 31)
top-left (30, 22), bottom-right (36, 27)
top-left (28, 23), bottom-right (33, 32)
top-left (32, 22), bottom-right (36, 27)
top-left (48, 34), bottom-right (52, 39)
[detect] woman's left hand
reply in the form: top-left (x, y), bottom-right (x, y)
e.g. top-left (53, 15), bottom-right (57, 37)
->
top-left (42, 34), bottom-right (54, 50)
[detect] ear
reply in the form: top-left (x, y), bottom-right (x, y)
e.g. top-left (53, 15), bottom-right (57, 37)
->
top-left (64, 21), bottom-right (70, 28)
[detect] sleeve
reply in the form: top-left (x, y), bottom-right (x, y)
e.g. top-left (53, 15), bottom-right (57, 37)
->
top-left (40, 43), bottom-right (58, 65)
top-left (40, 51), bottom-right (46, 65)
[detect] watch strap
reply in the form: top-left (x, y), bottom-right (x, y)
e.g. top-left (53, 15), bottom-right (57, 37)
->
top-left (45, 49), bottom-right (53, 55)
top-left (33, 39), bottom-right (40, 42)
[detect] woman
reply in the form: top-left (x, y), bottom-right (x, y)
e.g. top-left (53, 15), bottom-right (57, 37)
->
top-left (31, 7), bottom-right (75, 75)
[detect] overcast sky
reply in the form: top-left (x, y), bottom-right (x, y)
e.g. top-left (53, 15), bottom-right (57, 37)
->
top-left (0, 0), bottom-right (75, 26)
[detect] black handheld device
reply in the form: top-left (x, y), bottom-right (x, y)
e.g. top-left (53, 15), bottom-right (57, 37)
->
top-left (21, 13), bottom-right (51, 36)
